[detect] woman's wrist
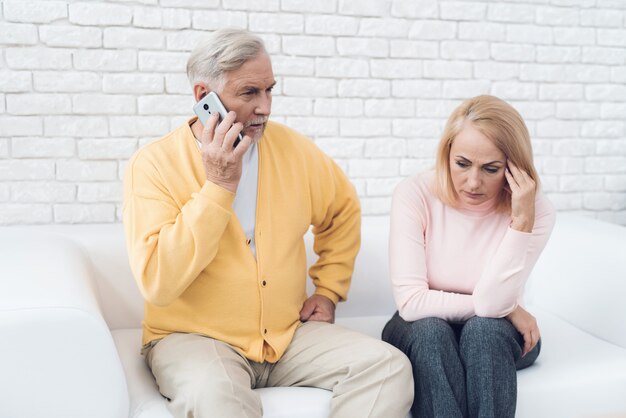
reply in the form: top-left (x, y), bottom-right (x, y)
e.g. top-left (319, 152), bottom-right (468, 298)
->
top-left (510, 215), bottom-right (534, 233)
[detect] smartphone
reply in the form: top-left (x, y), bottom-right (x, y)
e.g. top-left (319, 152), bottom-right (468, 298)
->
top-left (193, 91), bottom-right (243, 148)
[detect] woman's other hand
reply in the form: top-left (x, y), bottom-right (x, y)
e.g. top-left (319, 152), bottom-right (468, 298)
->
top-left (506, 305), bottom-right (540, 357)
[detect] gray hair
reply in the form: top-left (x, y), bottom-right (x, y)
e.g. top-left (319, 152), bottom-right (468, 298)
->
top-left (186, 28), bottom-right (266, 91)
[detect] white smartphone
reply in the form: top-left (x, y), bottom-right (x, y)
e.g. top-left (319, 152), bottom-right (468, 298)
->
top-left (193, 91), bottom-right (243, 147)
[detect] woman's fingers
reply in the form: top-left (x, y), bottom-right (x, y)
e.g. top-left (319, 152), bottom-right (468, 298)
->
top-left (504, 166), bottom-right (517, 190)
top-left (508, 161), bottom-right (535, 191)
top-left (508, 305), bottom-right (540, 357)
top-left (522, 327), bottom-right (541, 357)
top-left (523, 331), bottom-right (532, 357)
top-left (506, 162), bottom-right (523, 187)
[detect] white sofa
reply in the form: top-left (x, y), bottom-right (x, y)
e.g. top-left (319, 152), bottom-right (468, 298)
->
top-left (1, 214), bottom-right (626, 418)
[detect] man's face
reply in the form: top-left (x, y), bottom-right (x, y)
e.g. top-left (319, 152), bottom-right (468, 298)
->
top-left (216, 52), bottom-right (275, 143)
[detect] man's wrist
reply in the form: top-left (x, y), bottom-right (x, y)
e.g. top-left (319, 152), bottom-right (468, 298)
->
top-left (314, 288), bottom-right (340, 305)
top-left (199, 181), bottom-right (236, 209)
top-left (207, 177), bottom-right (238, 194)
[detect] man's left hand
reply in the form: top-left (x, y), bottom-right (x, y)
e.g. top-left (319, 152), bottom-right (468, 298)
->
top-left (299, 294), bottom-right (336, 324)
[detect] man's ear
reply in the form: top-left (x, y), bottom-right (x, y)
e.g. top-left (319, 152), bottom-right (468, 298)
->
top-left (193, 83), bottom-right (210, 102)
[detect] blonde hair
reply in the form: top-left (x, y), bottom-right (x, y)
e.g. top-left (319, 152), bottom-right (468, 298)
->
top-left (434, 95), bottom-right (539, 213)
top-left (186, 28), bottom-right (266, 91)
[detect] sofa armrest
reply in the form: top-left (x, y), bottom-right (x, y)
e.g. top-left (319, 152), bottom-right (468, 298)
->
top-left (0, 230), bottom-right (129, 418)
top-left (526, 214), bottom-right (626, 350)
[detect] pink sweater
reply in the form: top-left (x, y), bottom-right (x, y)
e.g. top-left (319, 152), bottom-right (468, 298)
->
top-left (389, 171), bottom-right (556, 322)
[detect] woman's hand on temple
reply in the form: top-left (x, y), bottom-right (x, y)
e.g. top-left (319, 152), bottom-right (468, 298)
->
top-left (505, 161), bottom-right (536, 233)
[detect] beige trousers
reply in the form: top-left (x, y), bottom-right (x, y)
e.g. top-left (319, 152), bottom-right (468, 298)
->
top-left (145, 321), bottom-right (413, 418)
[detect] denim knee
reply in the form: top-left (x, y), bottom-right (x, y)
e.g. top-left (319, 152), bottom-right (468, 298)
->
top-left (459, 316), bottom-right (521, 359)
top-left (406, 317), bottom-right (457, 362)
top-left (383, 314), bottom-right (457, 360)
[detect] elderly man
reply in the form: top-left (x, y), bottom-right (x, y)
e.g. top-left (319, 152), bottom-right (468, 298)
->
top-left (123, 28), bottom-right (412, 418)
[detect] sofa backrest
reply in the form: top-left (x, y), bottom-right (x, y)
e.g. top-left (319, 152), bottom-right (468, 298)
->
top-left (13, 217), bottom-right (396, 330)
top-left (308, 216), bottom-right (397, 318)
top-left (525, 213), bottom-right (626, 349)
top-left (9, 223), bottom-right (143, 330)
top-left (9, 213), bottom-right (625, 349)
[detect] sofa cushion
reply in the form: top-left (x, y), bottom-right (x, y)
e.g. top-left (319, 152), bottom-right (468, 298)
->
top-left (518, 305), bottom-right (626, 418)
top-left (113, 300), bottom-right (626, 418)
top-left (112, 329), bottom-right (333, 418)
top-left (525, 214), bottom-right (626, 350)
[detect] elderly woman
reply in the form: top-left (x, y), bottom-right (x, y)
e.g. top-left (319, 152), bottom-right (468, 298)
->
top-left (382, 95), bottom-right (555, 418)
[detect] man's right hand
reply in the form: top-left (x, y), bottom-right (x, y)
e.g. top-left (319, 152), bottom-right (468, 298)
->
top-left (200, 111), bottom-right (253, 193)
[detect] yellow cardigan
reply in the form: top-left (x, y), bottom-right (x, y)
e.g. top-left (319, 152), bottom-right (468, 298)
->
top-left (123, 119), bottom-right (361, 362)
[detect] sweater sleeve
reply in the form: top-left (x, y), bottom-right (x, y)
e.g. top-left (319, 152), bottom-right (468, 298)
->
top-left (472, 193), bottom-right (556, 317)
top-left (308, 158), bottom-right (361, 305)
top-left (389, 178), bottom-right (475, 322)
top-left (123, 155), bottom-right (235, 307)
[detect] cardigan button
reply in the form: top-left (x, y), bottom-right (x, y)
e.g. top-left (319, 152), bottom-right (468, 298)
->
top-left (262, 280), bottom-right (267, 287)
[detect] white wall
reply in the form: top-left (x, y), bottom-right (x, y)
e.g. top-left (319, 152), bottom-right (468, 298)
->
top-left (0, 0), bottom-right (625, 225)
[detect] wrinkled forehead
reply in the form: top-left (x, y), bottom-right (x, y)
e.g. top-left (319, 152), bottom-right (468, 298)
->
top-left (451, 122), bottom-right (506, 163)
top-left (220, 53), bottom-right (274, 89)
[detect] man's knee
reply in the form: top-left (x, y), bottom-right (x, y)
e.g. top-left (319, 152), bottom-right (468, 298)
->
top-left (360, 340), bottom-right (414, 402)
top-left (388, 344), bottom-right (414, 388)
top-left (387, 344), bottom-right (414, 406)
top-left (166, 379), bottom-right (262, 418)
top-left (147, 333), bottom-right (262, 418)
top-left (344, 335), bottom-right (412, 381)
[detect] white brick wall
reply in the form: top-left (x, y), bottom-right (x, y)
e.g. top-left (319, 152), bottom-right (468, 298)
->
top-left (1, 1), bottom-right (625, 225)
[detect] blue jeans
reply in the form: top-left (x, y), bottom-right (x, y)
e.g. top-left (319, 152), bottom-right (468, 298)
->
top-left (382, 313), bottom-right (540, 418)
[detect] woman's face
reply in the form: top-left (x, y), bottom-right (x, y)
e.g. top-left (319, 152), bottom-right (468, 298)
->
top-left (449, 122), bottom-right (507, 206)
